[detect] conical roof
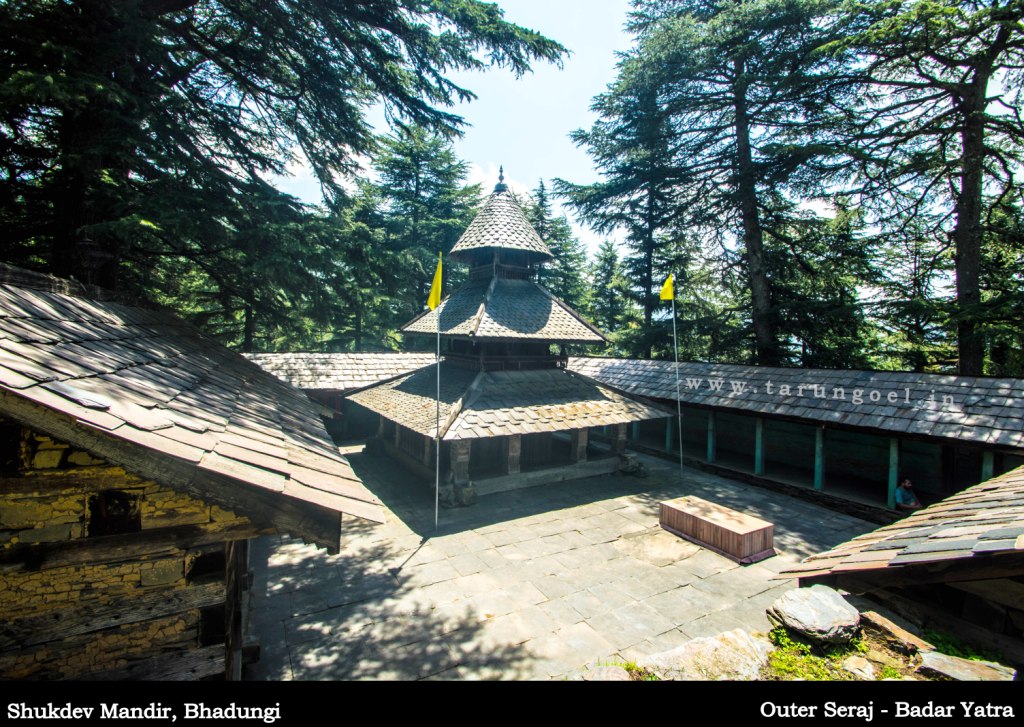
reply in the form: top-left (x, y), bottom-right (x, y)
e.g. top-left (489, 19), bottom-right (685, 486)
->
top-left (449, 186), bottom-right (553, 264)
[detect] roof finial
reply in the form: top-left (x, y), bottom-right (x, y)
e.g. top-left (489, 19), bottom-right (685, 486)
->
top-left (494, 165), bottom-right (508, 193)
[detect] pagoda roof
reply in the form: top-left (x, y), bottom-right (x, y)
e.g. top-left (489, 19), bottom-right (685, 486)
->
top-left (346, 364), bottom-right (672, 441)
top-left (449, 189), bottom-right (553, 263)
top-left (402, 277), bottom-right (605, 344)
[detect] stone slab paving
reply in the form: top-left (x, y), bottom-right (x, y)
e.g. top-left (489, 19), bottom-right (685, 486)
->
top-left (247, 448), bottom-right (872, 681)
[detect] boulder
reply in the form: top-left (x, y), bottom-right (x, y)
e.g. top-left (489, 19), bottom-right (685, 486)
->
top-left (842, 655), bottom-right (875, 680)
top-left (917, 651), bottom-right (1016, 681)
top-left (767, 585), bottom-right (860, 644)
top-left (638, 628), bottom-right (772, 681)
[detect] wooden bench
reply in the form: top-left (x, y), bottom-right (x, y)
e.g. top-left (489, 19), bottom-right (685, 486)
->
top-left (660, 495), bottom-right (775, 564)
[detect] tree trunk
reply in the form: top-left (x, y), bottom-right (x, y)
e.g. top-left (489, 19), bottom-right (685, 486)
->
top-left (732, 59), bottom-right (779, 366)
top-left (952, 73), bottom-right (988, 377)
top-left (242, 305), bottom-right (255, 353)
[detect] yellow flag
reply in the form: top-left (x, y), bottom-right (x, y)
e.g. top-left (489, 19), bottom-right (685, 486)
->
top-left (660, 273), bottom-right (674, 301)
top-left (427, 252), bottom-right (443, 310)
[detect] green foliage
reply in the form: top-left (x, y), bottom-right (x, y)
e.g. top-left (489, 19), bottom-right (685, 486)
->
top-left (0, 0), bottom-right (565, 347)
top-left (766, 627), bottom-right (863, 681)
top-left (922, 629), bottom-right (1005, 663)
top-left (527, 180), bottom-right (591, 316)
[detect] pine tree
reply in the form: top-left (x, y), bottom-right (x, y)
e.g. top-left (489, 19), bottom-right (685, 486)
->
top-left (0, 0), bottom-right (566, 309)
top-left (527, 181), bottom-right (590, 314)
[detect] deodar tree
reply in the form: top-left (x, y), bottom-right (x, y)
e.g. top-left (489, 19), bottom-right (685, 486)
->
top-left (0, 0), bottom-right (566, 313)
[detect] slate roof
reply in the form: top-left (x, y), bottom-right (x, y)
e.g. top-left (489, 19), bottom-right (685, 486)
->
top-left (785, 465), bottom-right (1024, 584)
top-left (568, 357), bottom-right (1024, 450)
top-left (403, 278), bottom-right (605, 344)
top-left (0, 266), bottom-right (384, 551)
top-left (449, 189), bottom-right (553, 263)
top-left (347, 364), bottom-right (672, 441)
top-left (245, 352), bottom-right (434, 393)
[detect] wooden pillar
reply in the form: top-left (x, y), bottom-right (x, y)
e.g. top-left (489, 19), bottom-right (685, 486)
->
top-left (754, 417), bottom-right (764, 476)
top-left (981, 451), bottom-right (995, 481)
top-left (706, 411), bottom-right (716, 463)
top-left (505, 435), bottom-right (522, 474)
top-left (813, 426), bottom-right (824, 491)
top-left (664, 417), bottom-right (674, 454)
top-left (450, 439), bottom-right (471, 484)
top-left (887, 437), bottom-right (899, 509)
top-left (631, 422), bottom-right (640, 441)
top-left (393, 423), bottom-right (400, 448)
top-left (224, 538), bottom-right (249, 681)
top-left (377, 415), bottom-right (385, 437)
top-left (614, 423), bottom-right (627, 454)
top-left (422, 434), bottom-right (432, 468)
top-left (570, 429), bottom-right (588, 463)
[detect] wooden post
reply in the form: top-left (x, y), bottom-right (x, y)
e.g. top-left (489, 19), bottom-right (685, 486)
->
top-left (706, 411), bottom-right (716, 463)
top-left (451, 439), bottom-right (471, 484)
top-left (631, 422), bottom-right (640, 441)
top-left (754, 417), bottom-right (765, 476)
top-left (981, 451), bottom-right (994, 481)
top-left (813, 426), bottom-right (824, 491)
top-left (394, 423), bottom-right (400, 448)
top-left (664, 417), bottom-right (674, 454)
top-left (887, 437), bottom-right (899, 509)
top-left (505, 435), bottom-right (521, 474)
top-left (224, 538), bottom-right (249, 681)
top-left (614, 424), bottom-right (627, 454)
top-left (422, 433), bottom-right (432, 468)
top-left (570, 429), bottom-right (588, 463)
top-left (376, 416), bottom-right (385, 437)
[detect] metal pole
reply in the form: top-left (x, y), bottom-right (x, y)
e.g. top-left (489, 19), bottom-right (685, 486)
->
top-left (435, 322), bottom-right (440, 529)
top-left (672, 290), bottom-right (683, 474)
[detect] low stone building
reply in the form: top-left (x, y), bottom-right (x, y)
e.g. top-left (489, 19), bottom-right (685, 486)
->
top-left (785, 464), bottom-right (1024, 668)
top-left (0, 266), bottom-right (384, 680)
top-left (570, 358), bottom-right (1024, 517)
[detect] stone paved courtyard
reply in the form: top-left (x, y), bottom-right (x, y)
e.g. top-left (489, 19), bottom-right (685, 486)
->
top-left (247, 448), bottom-right (873, 680)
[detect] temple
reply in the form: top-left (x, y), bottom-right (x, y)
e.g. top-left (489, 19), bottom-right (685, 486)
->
top-left (347, 171), bottom-right (671, 502)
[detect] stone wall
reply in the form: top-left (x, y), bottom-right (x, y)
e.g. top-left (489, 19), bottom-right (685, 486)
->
top-left (0, 419), bottom-right (252, 679)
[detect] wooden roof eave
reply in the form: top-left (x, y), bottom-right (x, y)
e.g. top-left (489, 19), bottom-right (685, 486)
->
top-left (0, 387), bottom-right (363, 553)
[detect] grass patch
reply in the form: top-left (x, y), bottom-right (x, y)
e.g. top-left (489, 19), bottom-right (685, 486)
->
top-left (764, 627), bottom-right (860, 681)
top-left (596, 659), bottom-right (661, 681)
top-left (922, 629), bottom-right (1004, 663)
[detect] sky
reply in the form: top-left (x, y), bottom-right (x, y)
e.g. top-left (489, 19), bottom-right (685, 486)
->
top-left (273, 0), bottom-right (636, 255)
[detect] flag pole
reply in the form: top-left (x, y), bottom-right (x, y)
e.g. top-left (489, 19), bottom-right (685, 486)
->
top-left (671, 282), bottom-right (683, 475)
top-left (435, 315), bottom-right (440, 529)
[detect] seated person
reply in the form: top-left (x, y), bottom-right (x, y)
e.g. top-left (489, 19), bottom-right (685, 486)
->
top-left (895, 475), bottom-right (922, 512)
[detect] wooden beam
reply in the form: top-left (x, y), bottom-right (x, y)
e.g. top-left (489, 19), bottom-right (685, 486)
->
top-left (83, 644), bottom-right (225, 681)
top-left (867, 588), bottom-right (1024, 668)
top-left (803, 553), bottom-right (1024, 592)
top-left (982, 451), bottom-right (995, 481)
top-left (706, 411), bottom-right (716, 463)
top-left (754, 417), bottom-right (764, 476)
top-left (887, 437), bottom-right (899, 509)
top-left (949, 578), bottom-right (1024, 613)
top-left (0, 582), bottom-right (226, 650)
top-left (814, 426), bottom-right (824, 491)
top-left (0, 520), bottom-right (272, 571)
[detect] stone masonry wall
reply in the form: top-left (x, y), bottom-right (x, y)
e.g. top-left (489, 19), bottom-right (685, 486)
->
top-left (0, 419), bottom-right (248, 679)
